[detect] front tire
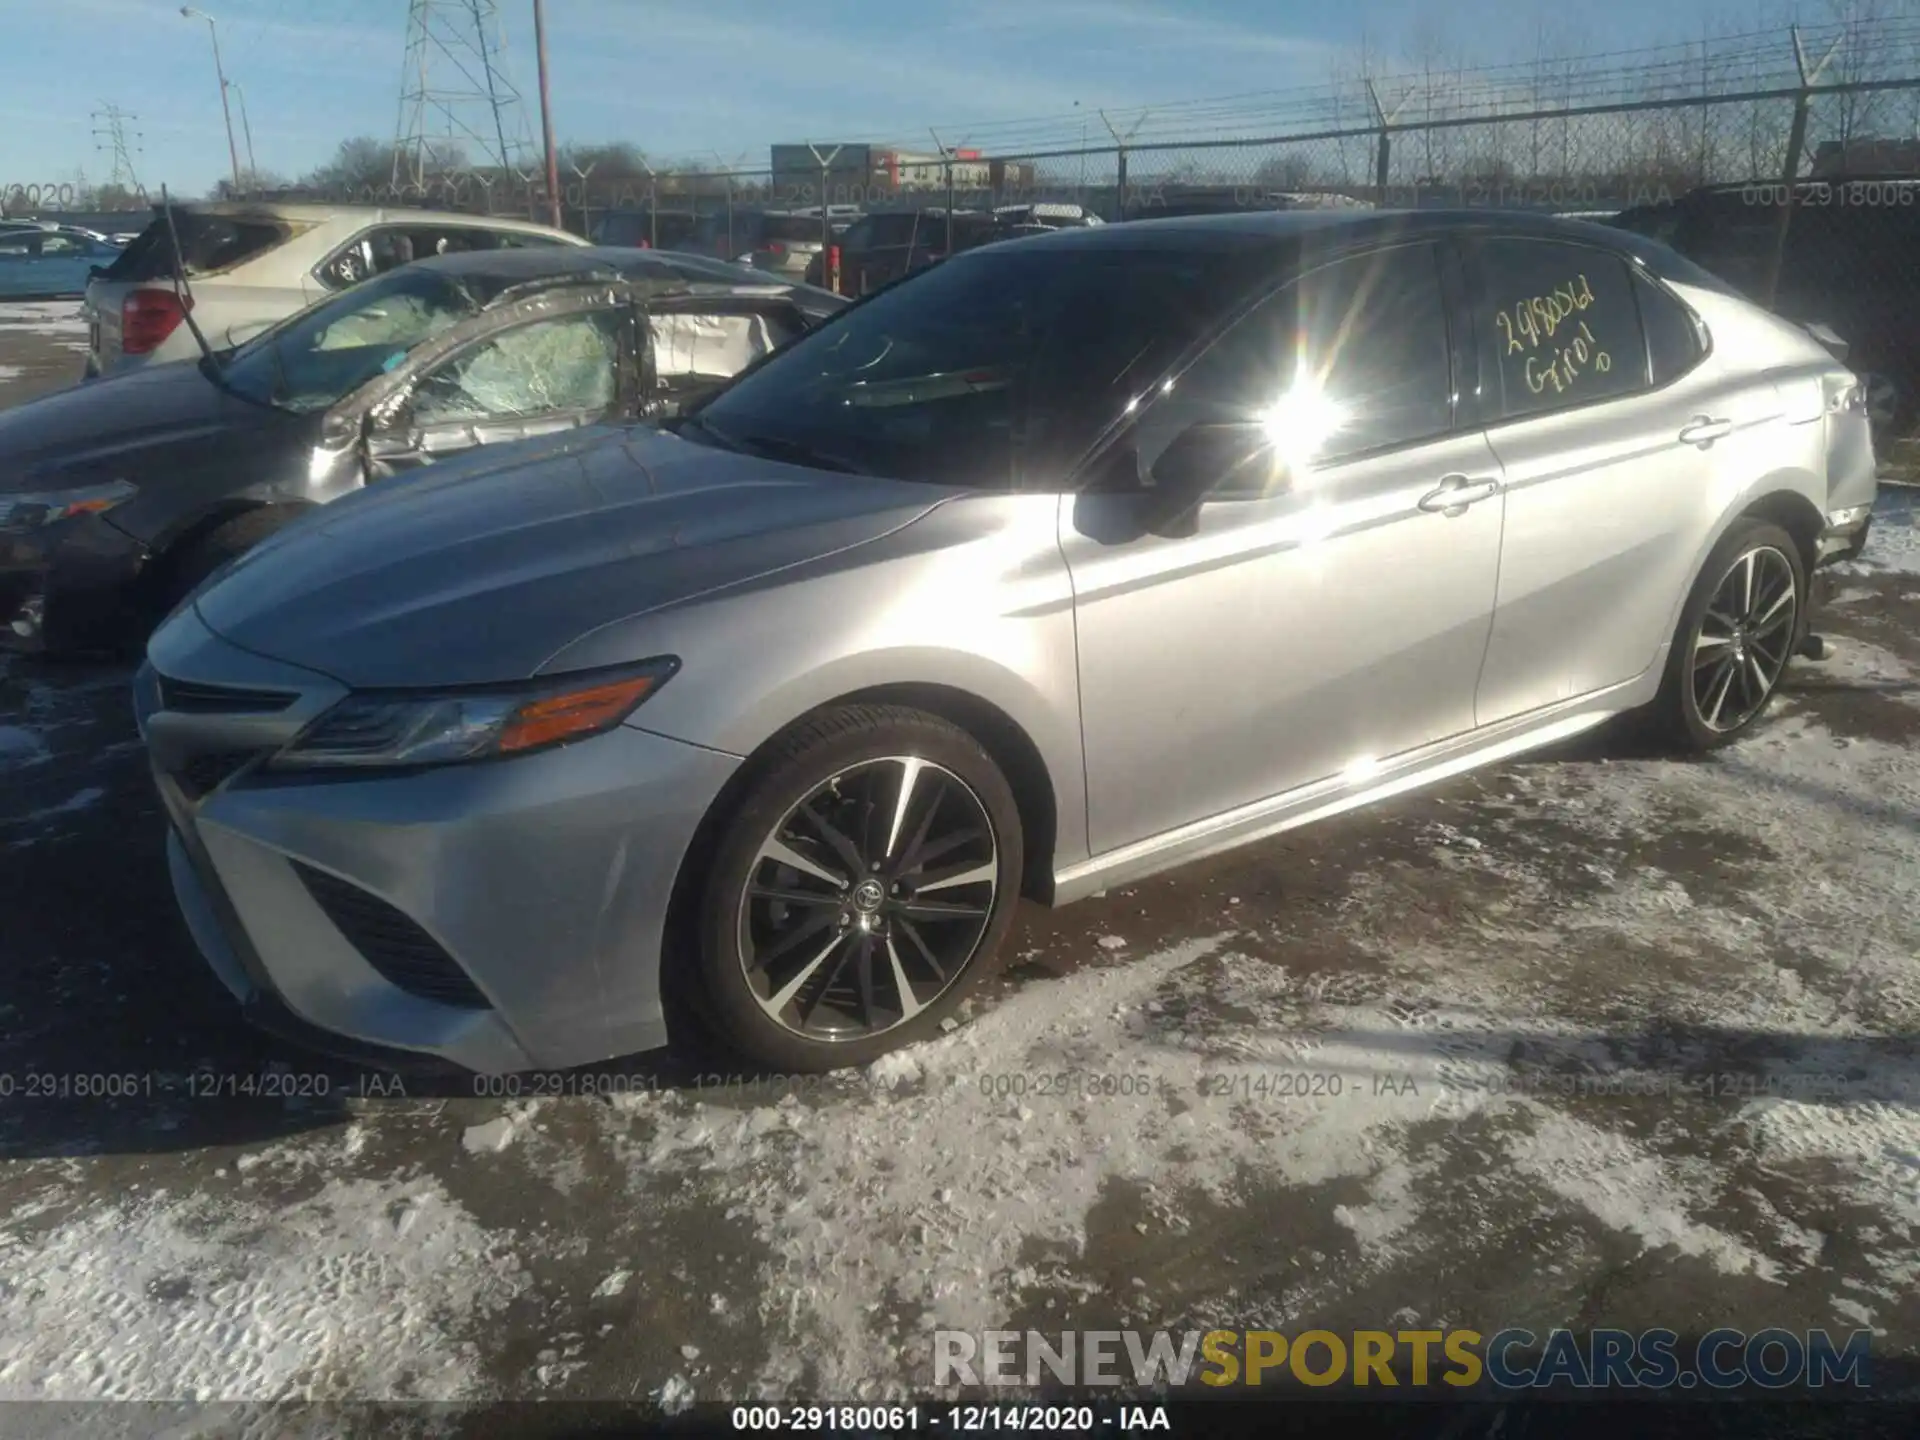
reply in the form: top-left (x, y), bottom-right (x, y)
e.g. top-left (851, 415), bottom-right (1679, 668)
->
top-left (1651, 517), bottom-right (1806, 752)
top-left (694, 704), bottom-right (1024, 1073)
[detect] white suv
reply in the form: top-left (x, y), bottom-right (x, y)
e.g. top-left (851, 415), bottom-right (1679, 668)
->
top-left (81, 202), bottom-right (586, 377)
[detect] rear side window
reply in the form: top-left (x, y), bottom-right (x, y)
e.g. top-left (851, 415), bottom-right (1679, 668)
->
top-left (1635, 270), bottom-right (1706, 388)
top-left (1475, 238), bottom-right (1645, 420)
top-left (102, 211), bottom-right (289, 280)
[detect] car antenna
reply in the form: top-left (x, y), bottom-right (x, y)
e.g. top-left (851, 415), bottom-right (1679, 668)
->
top-left (158, 184), bottom-right (221, 368)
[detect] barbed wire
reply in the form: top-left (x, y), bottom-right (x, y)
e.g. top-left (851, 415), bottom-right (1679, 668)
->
top-left (901, 14), bottom-right (1920, 158)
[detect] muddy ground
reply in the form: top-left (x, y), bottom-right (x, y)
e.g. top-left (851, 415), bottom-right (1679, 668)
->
top-left (1, 305), bottom-right (1917, 1432)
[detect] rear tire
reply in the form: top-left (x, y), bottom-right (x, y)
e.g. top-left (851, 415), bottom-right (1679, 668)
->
top-left (693, 704), bottom-right (1024, 1073)
top-left (1649, 517), bottom-right (1806, 752)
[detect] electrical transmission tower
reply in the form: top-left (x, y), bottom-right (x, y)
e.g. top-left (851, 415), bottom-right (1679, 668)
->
top-left (90, 103), bottom-right (142, 192)
top-left (392, 0), bottom-right (534, 188)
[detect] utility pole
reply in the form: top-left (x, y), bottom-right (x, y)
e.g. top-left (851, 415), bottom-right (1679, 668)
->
top-left (228, 81), bottom-right (257, 186)
top-left (180, 8), bottom-right (242, 195)
top-left (533, 0), bottom-right (561, 228)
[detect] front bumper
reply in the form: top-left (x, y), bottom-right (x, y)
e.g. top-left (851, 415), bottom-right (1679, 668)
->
top-left (1816, 503), bottom-right (1874, 566)
top-left (141, 606), bottom-right (740, 1073)
top-left (0, 511), bottom-right (148, 654)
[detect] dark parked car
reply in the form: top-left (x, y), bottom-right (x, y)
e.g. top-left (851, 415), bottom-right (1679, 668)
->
top-left (1608, 177), bottom-right (1920, 444)
top-left (806, 208), bottom-right (1001, 294)
top-left (0, 247), bottom-right (844, 654)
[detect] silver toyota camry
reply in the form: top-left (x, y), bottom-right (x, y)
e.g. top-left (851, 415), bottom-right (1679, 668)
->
top-left (137, 210), bottom-right (1880, 1075)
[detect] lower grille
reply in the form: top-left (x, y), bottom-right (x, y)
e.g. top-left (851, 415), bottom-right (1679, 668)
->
top-left (293, 863), bottom-right (491, 1009)
top-left (155, 674), bottom-right (296, 715)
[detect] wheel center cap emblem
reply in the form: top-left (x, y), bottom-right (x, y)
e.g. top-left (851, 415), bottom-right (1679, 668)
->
top-left (852, 880), bottom-right (886, 912)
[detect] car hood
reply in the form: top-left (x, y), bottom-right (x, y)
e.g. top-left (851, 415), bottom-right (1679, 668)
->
top-left (0, 358), bottom-right (296, 490)
top-left (192, 426), bottom-right (952, 688)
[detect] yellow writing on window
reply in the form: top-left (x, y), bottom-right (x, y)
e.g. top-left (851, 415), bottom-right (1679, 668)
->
top-left (1494, 273), bottom-right (1596, 355)
top-left (1524, 319), bottom-right (1613, 396)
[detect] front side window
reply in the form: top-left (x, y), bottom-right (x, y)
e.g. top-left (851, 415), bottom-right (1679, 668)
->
top-left (221, 266), bottom-right (483, 411)
top-left (1125, 243), bottom-right (1455, 492)
top-left (691, 244), bottom-right (1276, 489)
top-left (1475, 238), bottom-right (1645, 420)
top-left (411, 311), bottom-right (622, 423)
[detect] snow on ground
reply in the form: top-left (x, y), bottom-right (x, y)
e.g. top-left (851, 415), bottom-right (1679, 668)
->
top-left (1837, 489), bottom-right (1920, 577)
top-left (0, 1173), bottom-right (527, 1401)
top-left (0, 301), bottom-right (86, 338)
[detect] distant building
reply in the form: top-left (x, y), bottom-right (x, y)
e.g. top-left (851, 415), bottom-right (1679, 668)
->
top-left (770, 144), bottom-right (1027, 204)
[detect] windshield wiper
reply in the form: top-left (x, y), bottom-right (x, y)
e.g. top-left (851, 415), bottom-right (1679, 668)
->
top-left (728, 432), bottom-right (868, 475)
top-left (664, 412), bottom-right (743, 453)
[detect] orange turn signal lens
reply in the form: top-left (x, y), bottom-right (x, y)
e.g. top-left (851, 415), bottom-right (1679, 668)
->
top-left (497, 673), bottom-right (667, 754)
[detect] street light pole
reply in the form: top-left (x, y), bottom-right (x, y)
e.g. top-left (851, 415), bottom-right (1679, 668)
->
top-left (229, 81), bottom-right (257, 186)
top-left (533, 0), bottom-right (562, 229)
top-left (180, 7), bottom-right (242, 196)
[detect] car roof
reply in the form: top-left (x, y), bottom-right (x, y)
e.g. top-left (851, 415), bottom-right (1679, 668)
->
top-left (389, 244), bottom-right (846, 308)
top-left (167, 200), bottom-right (577, 236)
top-left (992, 206), bottom-right (1666, 255)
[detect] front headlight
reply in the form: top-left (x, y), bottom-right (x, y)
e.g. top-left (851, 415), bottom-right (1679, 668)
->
top-left (0, 479), bottom-right (137, 530)
top-left (272, 658), bottom-right (680, 770)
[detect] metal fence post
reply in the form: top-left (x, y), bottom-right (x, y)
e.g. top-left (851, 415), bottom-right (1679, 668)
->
top-left (1762, 24), bottom-right (1843, 310)
top-left (1367, 80), bottom-right (1392, 207)
top-left (807, 142), bottom-right (843, 276)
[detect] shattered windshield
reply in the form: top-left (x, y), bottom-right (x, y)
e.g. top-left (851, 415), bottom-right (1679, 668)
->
top-left (221, 268), bottom-right (484, 413)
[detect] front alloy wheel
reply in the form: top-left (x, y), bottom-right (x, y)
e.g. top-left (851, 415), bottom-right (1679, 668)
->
top-left (694, 704), bottom-right (1023, 1072)
top-left (740, 755), bottom-right (998, 1041)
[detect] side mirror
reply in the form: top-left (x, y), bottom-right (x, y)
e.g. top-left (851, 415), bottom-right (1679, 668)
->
top-left (1140, 421), bottom-right (1282, 534)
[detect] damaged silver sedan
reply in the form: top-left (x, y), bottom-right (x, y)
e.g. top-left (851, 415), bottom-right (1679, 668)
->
top-left (0, 246), bottom-right (843, 654)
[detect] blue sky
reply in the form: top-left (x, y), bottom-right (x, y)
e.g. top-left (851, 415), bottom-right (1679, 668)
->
top-left (6, 0), bottom-right (1785, 198)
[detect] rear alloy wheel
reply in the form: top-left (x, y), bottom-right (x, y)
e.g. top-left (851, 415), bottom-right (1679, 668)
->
top-left (695, 705), bottom-right (1023, 1072)
top-left (1654, 517), bottom-right (1805, 752)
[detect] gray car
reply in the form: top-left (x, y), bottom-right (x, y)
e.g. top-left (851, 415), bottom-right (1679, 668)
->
top-left (137, 210), bottom-right (1879, 1076)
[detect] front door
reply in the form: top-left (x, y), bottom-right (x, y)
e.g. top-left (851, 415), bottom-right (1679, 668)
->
top-left (361, 299), bottom-right (634, 479)
top-left (1063, 242), bottom-right (1507, 855)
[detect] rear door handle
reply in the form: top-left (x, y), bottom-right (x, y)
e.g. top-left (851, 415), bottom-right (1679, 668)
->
top-left (1417, 474), bottom-right (1502, 514)
top-left (1678, 416), bottom-right (1734, 447)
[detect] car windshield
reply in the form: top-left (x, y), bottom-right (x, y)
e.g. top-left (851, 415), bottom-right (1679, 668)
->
top-left (221, 267), bottom-right (484, 413)
top-left (690, 244), bottom-right (1274, 488)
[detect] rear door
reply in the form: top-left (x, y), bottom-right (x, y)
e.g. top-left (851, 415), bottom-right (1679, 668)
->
top-left (1465, 234), bottom-right (1773, 723)
top-left (639, 293), bottom-right (809, 415)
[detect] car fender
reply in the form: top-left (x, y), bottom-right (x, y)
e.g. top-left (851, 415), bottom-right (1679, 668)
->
top-left (1659, 463), bottom-right (1826, 644)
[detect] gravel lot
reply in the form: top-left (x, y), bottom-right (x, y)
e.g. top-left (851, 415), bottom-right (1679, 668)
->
top-left (1, 303), bottom-right (1918, 1426)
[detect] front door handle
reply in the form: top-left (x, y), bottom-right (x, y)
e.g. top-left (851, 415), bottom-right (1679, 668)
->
top-left (1417, 474), bottom-right (1502, 515)
top-left (1678, 416), bottom-right (1734, 447)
